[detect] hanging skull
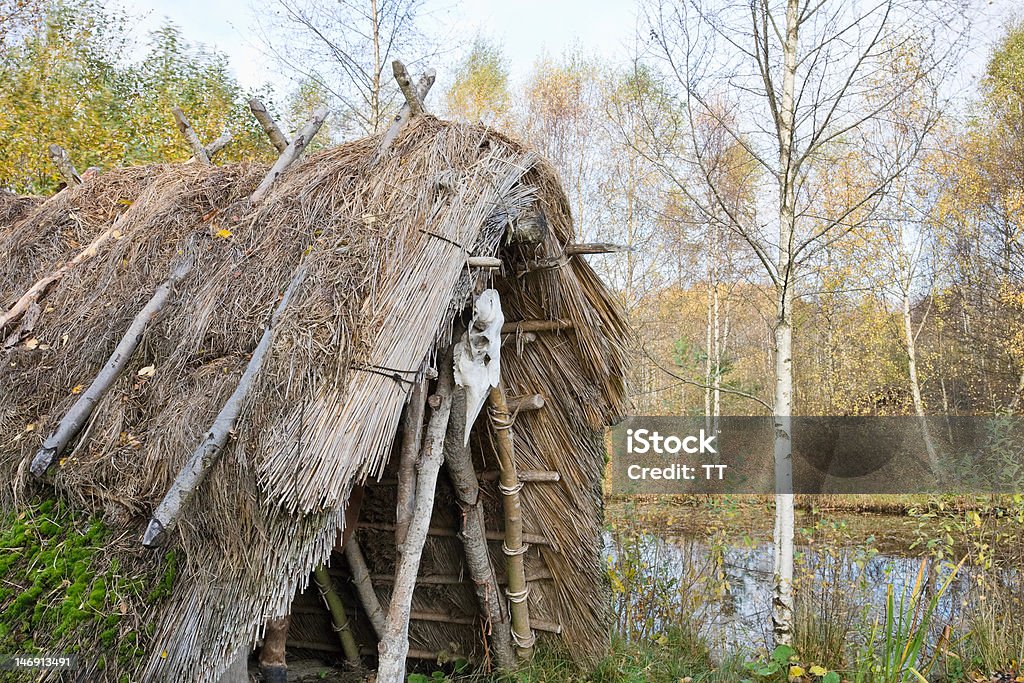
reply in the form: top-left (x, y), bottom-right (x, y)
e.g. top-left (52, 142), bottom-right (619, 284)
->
top-left (453, 289), bottom-right (504, 444)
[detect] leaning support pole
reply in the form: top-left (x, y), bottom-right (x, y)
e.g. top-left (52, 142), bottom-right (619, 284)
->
top-left (374, 65), bottom-right (436, 163)
top-left (141, 267), bottom-right (307, 547)
top-left (395, 366), bottom-right (427, 546)
top-left (392, 61), bottom-right (424, 116)
top-left (47, 144), bottom-right (81, 186)
top-left (313, 566), bottom-right (361, 663)
top-left (344, 540), bottom-right (387, 638)
top-left (31, 258), bottom-right (194, 476)
top-left (248, 98), bottom-right (290, 153)
top-left (487, 383), bottom-right (535, 659)
top-left (376, 346), bottom-right (455, 683)
top-left (172, 107), bottom-right (211, 165)
top-left (250, 106), bottom-right (329, 203)
top-left (443, 388), bottom-right (516, 669)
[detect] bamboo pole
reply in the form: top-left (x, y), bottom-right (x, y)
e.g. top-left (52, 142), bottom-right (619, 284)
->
top-left (343, 540), bottom-right (386, 638)
top-left (313, 566), bottom-right (361, 662)
top-left (141, 267), bottom-right (307, 547)
top-left (47, 144), bottom-right (81, 186)
top-left (487, 383), bottom-right (534, 658)
top-left (248, 98), bottom-right (290, 153)
top-left (31, 258), bottom-right (194, 476)
top-left (376, 345), bottom-right (455, 683)
top-left (250, 106), bottom-right (329, 203)
top-left (443, 388), bottom-right (515, 669)
top-left (172, 107), bottom-right (211, 165)
top-left (395, 364), bottom-right (427, 546)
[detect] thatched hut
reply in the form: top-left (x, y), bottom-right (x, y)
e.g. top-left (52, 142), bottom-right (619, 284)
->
top-left (0, 79), bottom-right (627, 683)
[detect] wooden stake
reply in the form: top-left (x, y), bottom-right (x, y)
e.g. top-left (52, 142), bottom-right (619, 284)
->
top-left (487, 383), bottom-right (534, 658)
top-left (31, 258), bottom-right (194, 477)
top-left (313, 566), bottom-right (361, 662)
top-left (248, 98), bottom-right (290, 153)
top-left (392, 60), bottom-right (424, 116)
top-left (500, 319), bottom-right (572, 335)
top-left (376, 345), bottom-right (455, 683)
top-left (47, 144), bottom-right (81, 186)
top-left (467, 256), bottom-right (502, 269)
top-left (344, 540), bottom-right (386, 638)
top-left (259, 616), bottom-right (290, 683)
top-left (374, 67), bottom-right (436, 162)
top-left (142, 267), bottom-right (307, 547)
top-left (395, 364), bottom-right (427, 546)
top-left (250, 106), bottom-right (329, 203)
top-left (172, 107), bottom-right (211, 165)
top-left (443, 388), bottom-right (515, 669)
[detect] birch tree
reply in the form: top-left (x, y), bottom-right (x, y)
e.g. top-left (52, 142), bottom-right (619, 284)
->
top-left (640, 0), bottom-right (965, 643)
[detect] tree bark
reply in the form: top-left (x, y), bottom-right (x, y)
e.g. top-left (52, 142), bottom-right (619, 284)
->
top-left (31, 258), bottom-right (194, 476)
top-left (376, 346), bottom-right (455, 683)
top-left (141, 267), bottom-right (307, 547)
top-left (250, 107), bottom-right (329, 203)
top-left (443, 388), bottom-right (515, 669)
top-left (172, 107), bottom-right (211, 165)
top-left (248, 98), bottom-right (290, 153)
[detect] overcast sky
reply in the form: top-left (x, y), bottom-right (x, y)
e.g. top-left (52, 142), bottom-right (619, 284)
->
top-left (126, 0), bottom-right (1018, 103)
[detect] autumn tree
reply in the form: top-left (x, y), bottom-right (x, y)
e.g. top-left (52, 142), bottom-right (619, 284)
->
top-left (640, 0), bottom-right (966, 643)
top-left (445, 37), bottom-right (511, 128)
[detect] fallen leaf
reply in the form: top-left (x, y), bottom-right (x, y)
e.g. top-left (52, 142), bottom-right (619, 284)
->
top-left (137, 365), bottom-right (156, 378)
top-left (24, 423), bottom-right (35, 432)
top-left (24, 338), bottom-right (39, 350)
top-left (112, 229), bottom-right (124, 239)
top-left (70, 384), bottom-right (84, 394)
top-left (810, 665), bottom-right (828, 677)
top-left (215, 228), bottom-right (233, 239)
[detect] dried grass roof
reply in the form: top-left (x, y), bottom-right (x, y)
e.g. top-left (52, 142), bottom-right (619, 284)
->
top-left (0, 116), bottom-right (629, 682)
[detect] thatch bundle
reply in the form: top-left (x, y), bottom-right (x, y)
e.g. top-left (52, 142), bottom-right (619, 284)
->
top-left (0, 116), bottom-right (628, 682)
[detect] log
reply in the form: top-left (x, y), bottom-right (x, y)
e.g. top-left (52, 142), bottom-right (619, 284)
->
top-left (205, 130), bottom-right (233, 158)
top-left (396, 364), bottom-right (427, 546)
top-left (0, 225), bottom-right (118, 335)
top-left (47, 144), bottom-right (81, 186)
top-left (506, 394), bottom-right (545, 412)
top-left (488, 383), bottom-right (534, 658)
top-left (313, 566), bottom-right (361, 663)
top-left (344, 540), bottom-right (386, 638)
top-left (250, 106), bottom-right (329, 203)
top-left (443, 388), bottom-right (515, 669)
top-left (392, 60), bottom-right (423, 116)
top-left (356, 522), bottom-right (550, 546)
top-left (500, 319), bottom-right (573, 335)
top-left (259, 616), bottom-right (289, 683)
top-left (376, 345), bottom-right (455, 683)
top-left (248, 98), bottom-right (290, 153)
top-left (172, 107), bottom-right (211, 165)
top-left (467, 256), bottom-right (502, 269)
top-left (31, 258), bottom-right (194, 477)
top-left (479, 469), bottom-right (560, 483)
top-left (366, 569), bottom-right (553, 585)
top-left (565, 242), bottom-right (628, 255)
top-left (374, 68), bottom-right (436, 162)
top-left (141, 267), bottom-right (307, 547)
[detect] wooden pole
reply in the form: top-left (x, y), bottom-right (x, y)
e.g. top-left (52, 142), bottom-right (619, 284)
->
top-left (500, 319), bottom-right (573, 335)
top-left (204, 130), bottom-right (233, 158)
top-left (141, 267), bottom-right (307, 547)
top-left (376, 345), bottom-right (455, 683)
top-left (564, 242), bottom-right (628, 255)
top-left (31, 258), bottom-right (194, 476)
top-left (487, 383), bottom-right (535, 659)
top-left (505, 394), bottom-right (545, 412)
top-left (443, 388), bottom-right (515, 669)
top-left (47, 144), bottom-right (81, 186)
top-left (395, 365), bottom-right (427, 546)
top-left (248, 98), bottom-right (290, 153)
top-left (172, 107), bottom-right (211, 165)
top-left (374, 67), bottom-right (436, 163)
top-left (250, 106), bottom-right (329, 203)
top-left (259, 616), bottom-right (290, 683)
top-left (343, 540), bottom-right (386, 638)
top-left (392, 60), bottom-right (424, 116)
top-left (313, 566), bottom-right (361, 662)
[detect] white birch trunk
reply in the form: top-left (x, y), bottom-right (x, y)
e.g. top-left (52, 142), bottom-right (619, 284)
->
top-left (903, 292), bottom-right (939, 471)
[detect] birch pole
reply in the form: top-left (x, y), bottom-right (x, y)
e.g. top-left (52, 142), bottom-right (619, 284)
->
top-left (172, 107), bottom-right (211, 165)
top-left (141, 267), bottom-right (307, 547)
top-left (376, 346), bottom-right (455, 683)
top-left (374, 65), bottom-right (436, 163)
top-left (47, 144), bottom-right (81, 186)
top-left (248, 98), bottom-right (290, 153)
top-left (395, 368), bottom-right (427, 546)
top-left (250, 107), bottom-right (329, 203)
top-left (30, 258), bottom-right (194, 476)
